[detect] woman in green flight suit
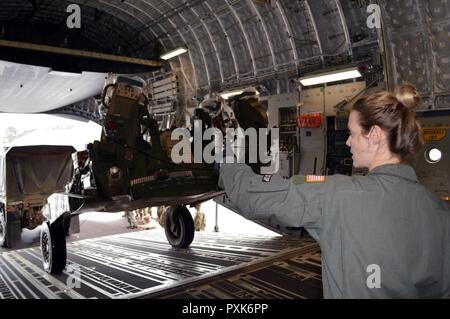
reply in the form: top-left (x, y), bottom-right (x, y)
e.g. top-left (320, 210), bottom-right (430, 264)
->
top-left (219, 85), bottom-right (450, 299)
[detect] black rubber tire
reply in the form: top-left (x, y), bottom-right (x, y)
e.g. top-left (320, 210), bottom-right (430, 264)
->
top-left (0, 208), bottom-right (21, 249)
top-left (62, 213), bottom-right (72, 237)
top-left (40, 222), bottom-right (67, 274)
top-left (164, 206), bottom-right (195, 248)
top-left (0, 207), bottom-right (6, 248)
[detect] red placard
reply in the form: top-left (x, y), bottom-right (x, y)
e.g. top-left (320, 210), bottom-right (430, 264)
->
top-left (297, 113), bottom-right (322, 128)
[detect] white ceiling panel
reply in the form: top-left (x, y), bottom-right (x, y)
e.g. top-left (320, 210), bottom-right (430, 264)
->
top-left (0, 60), bottom-right (106, 113)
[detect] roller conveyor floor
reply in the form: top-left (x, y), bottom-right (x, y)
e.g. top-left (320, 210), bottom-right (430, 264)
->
top-left (0, 230), bottom-right (322, 299)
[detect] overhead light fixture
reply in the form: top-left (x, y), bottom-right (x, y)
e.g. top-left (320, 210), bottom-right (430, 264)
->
top-left (160, 47), bottom-right (188, 60)
top-left (299, 67), bottom-right (362, 86)
top-left (220, 90), bottom-right (245, 100)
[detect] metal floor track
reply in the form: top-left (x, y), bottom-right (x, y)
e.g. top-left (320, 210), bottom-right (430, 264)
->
top-left (0, 230), bottom-right (322, 299)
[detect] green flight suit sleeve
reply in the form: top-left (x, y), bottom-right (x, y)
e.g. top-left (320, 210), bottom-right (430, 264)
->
top-left (218, 163), bottom-right (328, 229)
top-left (444, 213), bottom-right (450, 298)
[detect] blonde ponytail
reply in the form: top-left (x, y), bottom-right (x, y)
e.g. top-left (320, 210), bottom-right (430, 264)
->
top-left (395, 84), bottom-right (421, 110)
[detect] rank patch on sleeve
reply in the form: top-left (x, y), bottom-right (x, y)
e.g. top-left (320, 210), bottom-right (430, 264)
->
top-left (262, 175), bottom-right (272, 183)
top-left (306, 175), bottom-right (326, 183)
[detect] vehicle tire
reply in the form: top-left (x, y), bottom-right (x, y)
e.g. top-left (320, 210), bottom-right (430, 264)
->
top-left (0, 207), bottom-right (6, 248)
top-left (40, 221), bottom-right (67, 274)
top-left (62, 213), bottom-right (72, 237)
top-left (0, 208), bottom-right (21, 248)
top-left (164, 206), bottom-right (195, 248)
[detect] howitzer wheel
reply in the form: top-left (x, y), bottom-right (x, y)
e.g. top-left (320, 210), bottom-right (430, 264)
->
top-left (40, 221), bottom-right (67, 274)
top-left (164, 206), bottom-right (195, 248)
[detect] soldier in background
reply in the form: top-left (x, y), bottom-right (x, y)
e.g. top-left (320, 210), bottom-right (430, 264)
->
top-left (193, 203), bottom-right (206, 231)
top-left (157, 206), bottom-right (167, 227)
top-left (125, 210), bottom-right (138, 229)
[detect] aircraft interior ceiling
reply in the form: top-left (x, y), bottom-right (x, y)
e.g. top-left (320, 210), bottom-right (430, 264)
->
top-left (0, 0), bottom-right (449, 117)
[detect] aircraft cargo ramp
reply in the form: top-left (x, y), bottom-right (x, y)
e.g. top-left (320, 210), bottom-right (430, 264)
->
top-left (0, 230), bottom-right (322, 299)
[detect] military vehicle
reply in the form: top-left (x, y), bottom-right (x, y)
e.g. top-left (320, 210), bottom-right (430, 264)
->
top-left (40, 75), bottom-right (270, 274)
top-left (0, 145), bottom-right (77, 248)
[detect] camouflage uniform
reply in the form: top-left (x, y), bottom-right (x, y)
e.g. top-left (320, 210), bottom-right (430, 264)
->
top-left (157, 206), bottom-right (167, 227)
top-left (126, 210), bottom-right (138, 229)
top-left (194, 204), bottom-right (206, 231)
